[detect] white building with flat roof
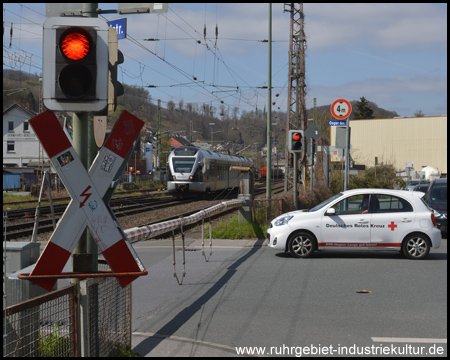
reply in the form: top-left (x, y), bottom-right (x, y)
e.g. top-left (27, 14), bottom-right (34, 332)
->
top-left (330, 115), bottom-right (447, 177)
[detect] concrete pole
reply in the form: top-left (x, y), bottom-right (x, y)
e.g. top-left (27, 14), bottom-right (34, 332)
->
top-left (266, 3), bottom-right (272, 199)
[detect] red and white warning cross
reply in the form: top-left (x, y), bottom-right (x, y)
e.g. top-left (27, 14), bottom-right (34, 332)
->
top-left (28, 110), bottom-right (145, 291)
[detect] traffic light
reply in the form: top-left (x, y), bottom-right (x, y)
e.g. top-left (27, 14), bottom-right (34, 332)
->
top-left (107, 27), bottom-right (124, 115)
top-left (288, 130), bottom-right (304, 153)
top-left (42, 17), bottom-right (109, 112)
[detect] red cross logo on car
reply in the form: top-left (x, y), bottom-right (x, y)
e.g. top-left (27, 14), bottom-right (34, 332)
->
top-left (388, 221), bottom-right (398, 231)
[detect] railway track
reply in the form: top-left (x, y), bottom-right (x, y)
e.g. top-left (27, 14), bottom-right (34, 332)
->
top-left (4, 196), bottom-right (187, 241)
top-left (3, 180), bottom-right (285, 241)
top-left (3, 190), bottom-right (169, 221)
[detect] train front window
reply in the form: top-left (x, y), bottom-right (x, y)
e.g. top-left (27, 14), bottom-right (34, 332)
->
top-left (172, 158), bottom-right (196, 173)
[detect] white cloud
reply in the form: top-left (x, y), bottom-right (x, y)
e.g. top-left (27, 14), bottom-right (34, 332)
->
top-left (308, 74), bottom-right (447, 116)
top-left (305, 3), bottom-right (447, 51)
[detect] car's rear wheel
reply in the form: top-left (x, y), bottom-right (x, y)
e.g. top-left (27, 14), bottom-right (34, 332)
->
top-left (288, 231), bottom-right (316, 258)
top-left (402, 233), bottom-right (431, 260)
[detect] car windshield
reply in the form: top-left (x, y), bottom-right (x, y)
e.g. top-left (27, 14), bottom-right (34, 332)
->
top-left (309, 193), bottom-right (344, 212)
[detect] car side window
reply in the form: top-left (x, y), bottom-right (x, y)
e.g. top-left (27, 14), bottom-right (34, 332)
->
top-left (331, 194), bottom-right (370, 215)
top-left (374, 194), bottom-right (413, 213)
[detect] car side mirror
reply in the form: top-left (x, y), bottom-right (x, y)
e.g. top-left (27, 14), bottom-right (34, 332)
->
top-left (325, 208), bottom-right (336, 216)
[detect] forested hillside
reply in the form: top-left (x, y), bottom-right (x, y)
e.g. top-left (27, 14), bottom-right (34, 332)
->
top-left (3, 69), bottom-right (399, 150)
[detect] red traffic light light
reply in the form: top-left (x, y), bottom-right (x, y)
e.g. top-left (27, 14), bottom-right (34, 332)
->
top-left (292, 132), bottom-right (302, 150)
top-left (60, 29), bottom-right (92, 61)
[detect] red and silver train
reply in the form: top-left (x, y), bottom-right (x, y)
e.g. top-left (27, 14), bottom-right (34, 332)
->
top-left (167, 146), bottom-right (253, 196)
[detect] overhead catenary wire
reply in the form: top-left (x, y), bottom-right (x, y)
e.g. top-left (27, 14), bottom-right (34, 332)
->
top-left (4, 3), bottom-right (289, 116)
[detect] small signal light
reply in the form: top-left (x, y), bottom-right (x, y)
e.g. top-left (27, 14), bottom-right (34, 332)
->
top-left (60, 29), bottom-right (92, 61)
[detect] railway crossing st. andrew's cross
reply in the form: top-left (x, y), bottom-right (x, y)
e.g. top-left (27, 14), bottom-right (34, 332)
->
top-left (28, 110), bottom-right (145, 291)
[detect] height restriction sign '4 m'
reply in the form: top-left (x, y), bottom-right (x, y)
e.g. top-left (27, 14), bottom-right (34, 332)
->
top-left (331, 99), bottom-right (352, 120)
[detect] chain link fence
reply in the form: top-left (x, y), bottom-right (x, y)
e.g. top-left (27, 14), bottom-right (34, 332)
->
top-left (85, 261), bottom-right (132, 357)
top-left (4, 262), bottom-right (132, 357)
top-left (3, 284), bottom-right (78, 357)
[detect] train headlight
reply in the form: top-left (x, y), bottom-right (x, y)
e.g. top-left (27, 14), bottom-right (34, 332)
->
top-left (189, 176), bottom-right (193, 180)
top-left (173, 175), bottom-right (176, 180)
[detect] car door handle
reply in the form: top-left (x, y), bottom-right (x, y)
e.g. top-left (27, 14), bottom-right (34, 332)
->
top-left (358, 220), bottom-right (369, 223)
top-left (401, 218), bottom-right (412, 223)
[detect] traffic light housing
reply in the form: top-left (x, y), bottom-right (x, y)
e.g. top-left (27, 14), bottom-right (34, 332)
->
top-left (43, 17), bottom-right (109, 112)
top-left (107, 27), bottom-right (124, 115)
top-left (288, 130), bottom-right (304, 153)
top-left (308, 138), bottom-right (316, 165)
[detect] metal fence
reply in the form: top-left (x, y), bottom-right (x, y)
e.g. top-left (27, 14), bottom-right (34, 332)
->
top-left (4, 263), bottom-right (132, 357)
top-left (84, 261), bottom-right (132, 357)
top-left (3, 284), bottom-right (78, 357)
top-left (125, 199), bottom-right (244, 242)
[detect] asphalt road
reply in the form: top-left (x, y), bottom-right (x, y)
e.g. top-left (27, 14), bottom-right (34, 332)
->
top-left (131, 233), bottom-right (447, 357)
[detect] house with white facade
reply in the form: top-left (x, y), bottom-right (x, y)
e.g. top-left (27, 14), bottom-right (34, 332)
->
top-left (3, 103), bottom-right (50, 168)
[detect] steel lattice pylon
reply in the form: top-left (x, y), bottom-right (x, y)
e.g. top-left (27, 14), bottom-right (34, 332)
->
top-left (284, 3), bottom-right (307, 199)
top-left (285, 3), bottom-right (307, 132)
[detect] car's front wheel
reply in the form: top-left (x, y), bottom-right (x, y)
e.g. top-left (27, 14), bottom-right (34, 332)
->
top-left (288, 231), bottom-right (316, 258)
top-left (402, 233), bottom-right (431, 260)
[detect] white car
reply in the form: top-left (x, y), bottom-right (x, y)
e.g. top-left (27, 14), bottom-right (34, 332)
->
top-left (267, 189), bottom-right (441, 260)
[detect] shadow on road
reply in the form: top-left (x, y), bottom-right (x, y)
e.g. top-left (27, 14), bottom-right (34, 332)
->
top-left (133, 239), bottom-right (265, 356)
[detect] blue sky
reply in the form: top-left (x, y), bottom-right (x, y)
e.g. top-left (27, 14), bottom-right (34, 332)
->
top-left (3, 3), bottom-right (447, 118)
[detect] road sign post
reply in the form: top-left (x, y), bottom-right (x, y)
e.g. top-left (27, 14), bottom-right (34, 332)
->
top-left (28, 110), bottom-right (146, 291)
top-left (331, 99), bottom-right (352, 190)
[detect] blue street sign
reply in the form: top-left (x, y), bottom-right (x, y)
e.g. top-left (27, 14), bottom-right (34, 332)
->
top-left (328, 120), bottom-right (347, 126)
top-left (107, 18), bottom-right (127, 39)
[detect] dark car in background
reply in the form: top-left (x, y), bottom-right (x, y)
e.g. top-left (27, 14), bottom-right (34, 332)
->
top-left (413, 183), bottom-right (430, 194)
top-left (405, 179), bottom-right (429, 191)
top-left (422, 178), bottom-right (447, 236)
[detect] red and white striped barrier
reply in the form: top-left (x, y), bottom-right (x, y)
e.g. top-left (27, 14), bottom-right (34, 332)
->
top-left (125, 199), bottom-right (244, 243)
